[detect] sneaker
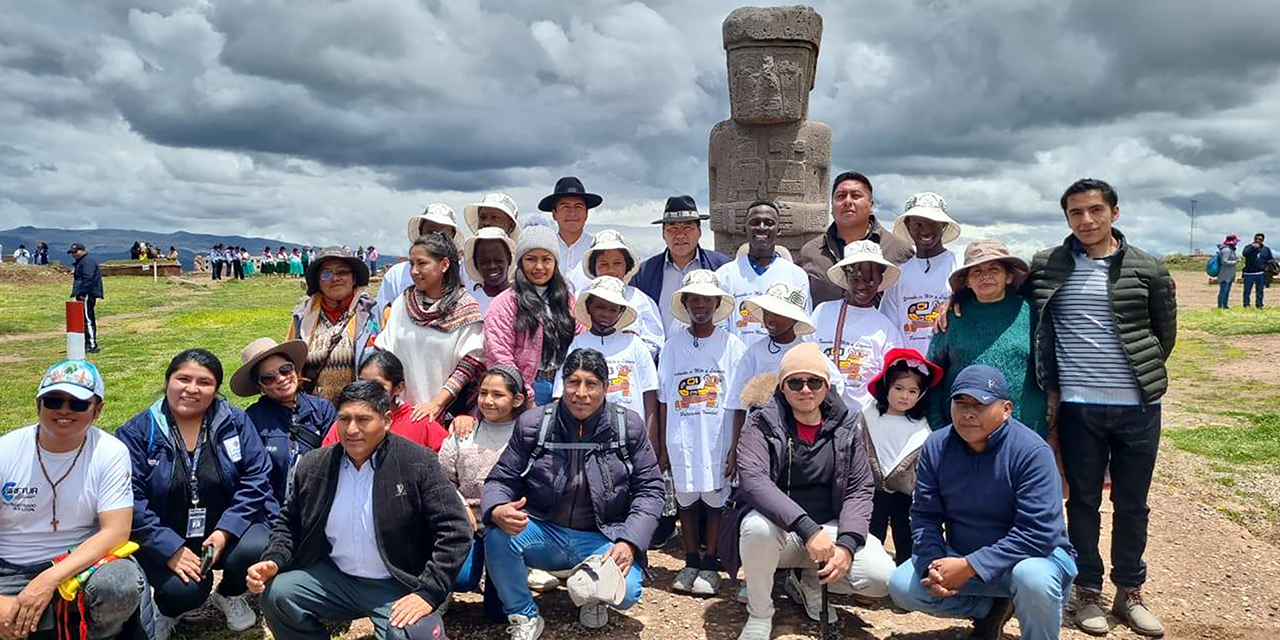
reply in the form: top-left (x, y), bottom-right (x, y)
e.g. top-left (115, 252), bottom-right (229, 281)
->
top-left (968, 597), bottom-right (1014, 640)
top-left (737, 615), bottom-right (773, 640)
top-left (527, 569), bottom-right (560, 592)
top-left (209, 592), bottom-right (257, 632)
top-left (154, 613), bottom-right (177, 640)
top-left (783, 570), bottom-right (836, 623)
top-left (1112, 585), bottom-right (1165, 637)
top-left (1073, 587), bottom-right (1109, 636)
top-left (692, 569), bottom-right (721, 596)
top-left (505, 614), bottom-right (544, 640)
top-left (579, 603), bottom-right (609, 629)
top-left (672, 566), bottom-right (699, 593)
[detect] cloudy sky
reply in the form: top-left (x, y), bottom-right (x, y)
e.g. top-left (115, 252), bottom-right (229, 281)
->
top-left (3, 0), bottom-right (1279, 258)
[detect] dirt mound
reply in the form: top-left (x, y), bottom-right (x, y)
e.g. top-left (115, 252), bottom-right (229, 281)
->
top-left (0, 263), bottom-right (71, 284)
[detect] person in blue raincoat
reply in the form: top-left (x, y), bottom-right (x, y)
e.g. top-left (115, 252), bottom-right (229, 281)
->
top-left (234, 337), bottom-right (337, 508)
top-left (115, 349), bottom-right (276, 640)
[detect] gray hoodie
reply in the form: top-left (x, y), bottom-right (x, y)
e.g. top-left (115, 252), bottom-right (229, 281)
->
top-left (1218, 243), bottom-right (1240, 281)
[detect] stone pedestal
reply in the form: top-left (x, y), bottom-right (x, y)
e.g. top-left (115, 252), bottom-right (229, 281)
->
top-left (709, 5), bottom-right (829, 254)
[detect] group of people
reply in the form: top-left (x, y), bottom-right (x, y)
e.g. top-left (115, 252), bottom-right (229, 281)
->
top-left (8, 173), bottom-right (1182, 640)
top-left (1214, 233), bottom-right (1275, 308)
top-left (128, 242), bottom-right (178, 262)
top-left (7, 243), bottom-right (49, 265)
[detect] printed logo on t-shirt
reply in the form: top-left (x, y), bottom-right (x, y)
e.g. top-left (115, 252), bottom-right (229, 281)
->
top-left (676, 374), bottom-right (722, 410)
top-left (608, 364), bottom-right (633, 397)
top-left (734, 301), bottom-right (759, 330)
top-left (1, 482), bottom-right (38, 512)
top-left (823, 345), bottom-right (872, 384)
top-left (903, 300), bottom-right (943, 336)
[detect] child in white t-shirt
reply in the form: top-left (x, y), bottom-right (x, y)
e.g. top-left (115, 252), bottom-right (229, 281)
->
top-left (861, 348), bottom-right (942, 564)
top-left (880, 192), bottom-right (962, 354)
top-left (578, 229), bottom-right (666, 358)
top-left (657, 270), bottom-right (746, 597)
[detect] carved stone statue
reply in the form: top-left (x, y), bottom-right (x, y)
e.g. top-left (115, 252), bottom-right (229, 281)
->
top-left (709, 5), bottom-right (830, 254)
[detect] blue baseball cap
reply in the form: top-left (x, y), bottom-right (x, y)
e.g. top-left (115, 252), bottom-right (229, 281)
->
top-left (37, 360), bottom-right (105, 401)
top-left (949, 365), bottom-right (1010, 405)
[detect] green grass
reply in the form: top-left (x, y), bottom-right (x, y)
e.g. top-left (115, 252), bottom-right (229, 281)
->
top-left (0, 278), bottom-right (206, 336)
top-left (1180, 305), bottom-right (1280, 336)
top-left (1167, 412), bottom-right (1280, 473)
top-left (1163, 253), bottom-right (1210, 272)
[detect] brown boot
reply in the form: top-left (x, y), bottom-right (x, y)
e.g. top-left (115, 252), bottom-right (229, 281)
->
top-left (968, 597), bottom-right (1014, 640)
top-left (1111, 585), bottom-right (1165, 637)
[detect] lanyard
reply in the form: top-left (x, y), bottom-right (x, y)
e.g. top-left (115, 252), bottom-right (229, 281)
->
top-left (172, 419), bottom-right (208, 508)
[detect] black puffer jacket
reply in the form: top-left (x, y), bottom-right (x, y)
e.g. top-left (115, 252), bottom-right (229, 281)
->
top-left (1025, 229), bottom-right (1177, 405)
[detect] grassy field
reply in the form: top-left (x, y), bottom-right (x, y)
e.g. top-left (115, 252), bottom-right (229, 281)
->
top-left (0, 275), bottom-right (313, 431)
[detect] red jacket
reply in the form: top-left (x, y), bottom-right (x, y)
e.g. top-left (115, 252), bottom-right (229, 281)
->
top-left (323, 403), bottom-right (449, 452)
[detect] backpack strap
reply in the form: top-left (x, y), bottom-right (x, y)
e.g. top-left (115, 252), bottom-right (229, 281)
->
top-left (519, 403), bottom-right (559, 478)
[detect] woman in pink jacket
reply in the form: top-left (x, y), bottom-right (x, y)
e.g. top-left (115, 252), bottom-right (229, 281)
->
top-left (484, 215), bottom-right (582, 407)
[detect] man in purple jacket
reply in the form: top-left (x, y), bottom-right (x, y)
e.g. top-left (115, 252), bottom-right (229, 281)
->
top-left (888, 365), bottom-right (1077, 640)
top-left (481, 348), bottom-right (664, 640)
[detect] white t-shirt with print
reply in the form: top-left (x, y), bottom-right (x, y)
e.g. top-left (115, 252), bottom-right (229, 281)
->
top-left (0, 425), bottom-right (133, 565)
top-left (657, 328), bottom-right (747, 494)
top-left (810, 301), bottom-right (905, 413)
top-left (714, 255), bottom-right (811, 346)
top-left (554, 331), bottom-right (658, 421)
top-left (724, 334), bottom-right (846, 411)
top-left (878, 250), bottom-right (958, 355)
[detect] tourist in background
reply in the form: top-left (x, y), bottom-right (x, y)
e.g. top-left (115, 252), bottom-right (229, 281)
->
top-left (68, 242), bottom-right (103, 354)
top-left (1242, 232), bottom-right (1273, 308)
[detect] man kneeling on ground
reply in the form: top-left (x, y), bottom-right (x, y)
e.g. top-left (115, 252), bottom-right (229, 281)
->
top-left (889, 365), bottom-right (1077, 640)
top-left (248, 380), bottom-right (471, 640)
top-left (482, 348), bottom-right (664, 640)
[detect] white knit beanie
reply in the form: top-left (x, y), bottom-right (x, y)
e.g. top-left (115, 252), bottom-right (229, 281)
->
top-left (515, 214), bottom-right (561, 262)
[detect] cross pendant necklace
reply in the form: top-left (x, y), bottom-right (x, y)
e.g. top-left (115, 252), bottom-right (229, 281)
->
top-left (35, 428), bottom-right (88, 532)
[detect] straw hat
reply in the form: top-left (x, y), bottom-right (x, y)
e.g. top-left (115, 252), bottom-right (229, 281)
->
top-left (406, 203), bottom-right (458, 243)
top-left (670, 269), bottom-right (736, 324)
top-left (891, 192), bottom-right (962, 245)
top-left (573, 276), bottom-right (638, 331)
top-left (743, 282), bottom-right (815, 336)
top-left (463, 193), bottom-right (520, 242)
top-left (826, 240), bottom-right (902, 292)
top-left (734, 243), bottom-right (793, 262)
top-left (582, 230), bottom-right (639, 283)
top-left (230, 337), bottom-right (308, 397)
top-left (948, 239), bottom-right (1029, 292)
top-left (462, 227), bottom-right (517, 285)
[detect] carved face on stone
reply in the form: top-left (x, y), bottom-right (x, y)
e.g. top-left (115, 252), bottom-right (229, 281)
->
top-left (727, 44), bottom-right (815, 124)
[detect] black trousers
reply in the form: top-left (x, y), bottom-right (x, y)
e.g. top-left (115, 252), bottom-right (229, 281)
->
top-left (1058, 402), bottom-right (1161, 591)
top-left (82, 296), bottom-right (98, 350)
top-left (212, 260), bottom-right (222, 279)
top-left (139, 523), bottom-right (270, 617)
top-left (233, 259), bottom-right (245, 279)
top-left (869, 489), bottom-right (913, 564)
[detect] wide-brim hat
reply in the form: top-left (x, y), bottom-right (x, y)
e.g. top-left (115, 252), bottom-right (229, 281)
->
top-left (827, 240), bottom-right (901, 292)
top-left (566, 554), bottom-right (626, 607)
top-left (573, 276), bottom-right (638, 331)
top-left (582, 229), bottom-right (639, 283)
top-left (670, 269), bottom-right (735, 324)
top-left (891, 192), bottom-right (962, 245)
top-left (462, 227), bottom-right (517, 285)
top-left (743, 282), bottom-right (815, 336)
top-left (407, 203), bottom-right (459, 243)
top-left (538, 176), bottom-right (602, 212)
top-left (230, 337), bottom-right (308, 397)
top-left (948, 239), bottom-right (1029, 292)
top-left (463, 193), bottom-right (520, 242)
top-left (735, 243), bottom-right (793, 262)
top-left (867, 347), bottom-right (944, 399)
top-left (305, 246), bottom-right (371, 296)
top-left (652, 194), bottom-right (708, 224)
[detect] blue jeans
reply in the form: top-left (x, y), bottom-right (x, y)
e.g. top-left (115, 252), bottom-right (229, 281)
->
top-left (889, 547), bottom-right (1077, 640)
top-left (455, 538), bottom-right (484, 592)
top-left (1218, 277), bottom-right (1234, 308)
top-left (1243, 273), bottom-right (1265, 307)
top-left (484, 518), bottom-right (644, 618)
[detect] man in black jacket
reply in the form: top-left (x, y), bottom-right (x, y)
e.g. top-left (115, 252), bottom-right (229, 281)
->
top-left (247, 380), bottom-right (471, 640)
top-left (68, 243), bottom-right (103, 353)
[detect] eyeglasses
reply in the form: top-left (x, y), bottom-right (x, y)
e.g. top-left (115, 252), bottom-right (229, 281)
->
top-left (40, 395), bottom-right (94, 412)
top-left (784, 377), bottom-right (827, 392)
top-left (258, 362), bottom-right (297, 385)
top-left (319, 269), bottom-right (353, 281)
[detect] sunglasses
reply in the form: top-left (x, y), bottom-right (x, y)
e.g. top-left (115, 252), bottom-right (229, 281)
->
top-left (784, 376), bottom-right (827, 392)
top-left (258, 362), bottom-right (297, 385)
top-left (40, 395), bottom-right (94, 412)
top-left (319, 269), bottom-right (353, 281)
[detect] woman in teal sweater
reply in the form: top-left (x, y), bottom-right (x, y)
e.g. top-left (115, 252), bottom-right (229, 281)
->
top-left (926, 240), bottom-right (1049, 437)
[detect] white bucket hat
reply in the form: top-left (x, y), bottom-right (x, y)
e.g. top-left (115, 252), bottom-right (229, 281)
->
top-left (670, 269), bottom-right (735, 324)
top-left (463, 193), bottom-right (520, 242)
top-left (573, 276), bottom-right (638, 330)
top-left (462, 227), bottom-right (517, 285)
top-left (406, 203), bottom-right (458, 243)
top-left (827, 240), bottom-right (902, 291)
top-left (743, 282), bottom-right (816, 336)
top-left (734, 243), bottom-right (793, 262)
top-left (582, 229), bottom-right (639, 283)
top-left (891, 191), bottom-right (962, 245)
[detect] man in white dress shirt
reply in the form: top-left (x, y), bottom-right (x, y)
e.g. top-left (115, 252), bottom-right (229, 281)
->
top-left (539, 176), bottom-right (602, 292)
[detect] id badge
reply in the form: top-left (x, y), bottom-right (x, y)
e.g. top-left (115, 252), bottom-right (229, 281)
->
top-left (186, 507), bottom-right (207, 538)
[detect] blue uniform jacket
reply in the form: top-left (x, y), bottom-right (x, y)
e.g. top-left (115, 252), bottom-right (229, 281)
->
top-left (244, 392), bottom-right (337, 507)
top-left (631, 247), bottom-right (730, 309)
top-left (116, 396), bottom-right (277, 566)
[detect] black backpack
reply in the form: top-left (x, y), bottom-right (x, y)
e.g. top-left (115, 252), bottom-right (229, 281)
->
top-left (519, 401), bottom-right (633, 478)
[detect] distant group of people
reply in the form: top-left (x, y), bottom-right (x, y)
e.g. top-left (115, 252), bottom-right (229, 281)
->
top-left (6, 242), bottom-right (48, 265)
top-left (11, 173), bottom-right (1193, 640)
top-left (1214, 233), bottom-right (1275, 308)
top-left (128, 242), bottom-right (178, 262)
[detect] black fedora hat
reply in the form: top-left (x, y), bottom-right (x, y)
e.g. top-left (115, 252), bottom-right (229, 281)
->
top-left (651, 195), bottom-right (709, 224)
top-left (538, 176), bottom-right (603, 212)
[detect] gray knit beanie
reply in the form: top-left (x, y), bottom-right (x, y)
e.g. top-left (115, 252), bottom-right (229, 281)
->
top-left (515, 214), bottom-right (561, 263)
